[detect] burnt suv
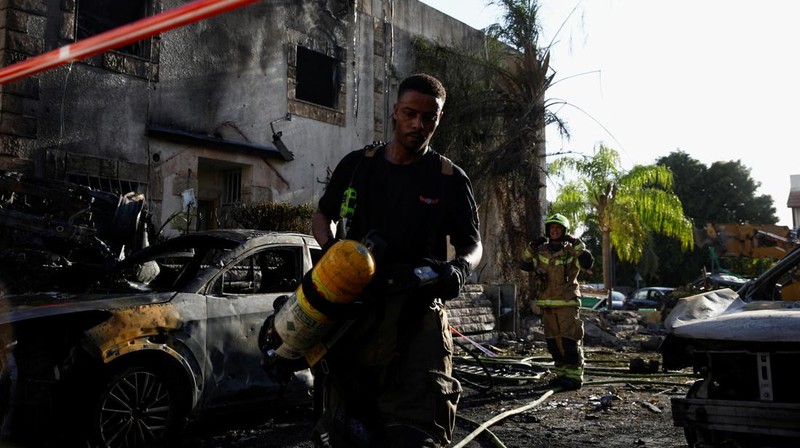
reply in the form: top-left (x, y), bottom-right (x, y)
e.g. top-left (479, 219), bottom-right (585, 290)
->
top-left (661, 245), bottom-right (800, 447)
top-left (0, 229), bottom-right (320, 447)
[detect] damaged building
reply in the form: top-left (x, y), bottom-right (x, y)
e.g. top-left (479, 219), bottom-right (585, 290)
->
top-left (0, 5), bottom-right (510, 445)
top-left (0, 0), bottom-right (485, 236)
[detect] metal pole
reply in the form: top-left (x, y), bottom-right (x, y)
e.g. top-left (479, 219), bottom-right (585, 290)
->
top-left (0, 0), bottom-right (264, 85)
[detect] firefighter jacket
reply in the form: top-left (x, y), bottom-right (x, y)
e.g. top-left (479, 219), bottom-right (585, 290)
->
top-left (521, 240), bottom-right (586, 307)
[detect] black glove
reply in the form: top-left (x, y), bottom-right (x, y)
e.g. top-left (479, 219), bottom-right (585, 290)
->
top-left (564, 235), bottom-right (578, 244)
top-left (519, 260), bottom-right (534, 272)
top-left (531, 236), bottom-right (547, 247)
top-left (578, 250), bottom-right (594, 270)
top-left (422, 257), bottom-right (471, 300)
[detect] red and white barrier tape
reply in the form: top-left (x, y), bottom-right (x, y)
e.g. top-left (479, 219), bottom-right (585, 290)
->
top-left (450, 325), bottom-right (497, 358)
top-left (0, 0), bottom-right (264, 85)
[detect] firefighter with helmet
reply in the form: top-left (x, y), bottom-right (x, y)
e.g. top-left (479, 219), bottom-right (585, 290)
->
top-left (520, 213), bottom-right (594, 390)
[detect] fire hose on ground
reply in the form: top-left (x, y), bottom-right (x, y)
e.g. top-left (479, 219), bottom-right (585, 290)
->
top-left (449, 331), bottom-right (699, 395)
top-left (452, 390), bottom-right (556, 448)
top-left (447, 335), bottom-right (698, 448)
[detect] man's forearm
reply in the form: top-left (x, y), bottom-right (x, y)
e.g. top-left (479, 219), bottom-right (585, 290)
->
top-left (456, 242), bottom-right (483, 272)
top-left (311, 209), bottom-right (336, 246)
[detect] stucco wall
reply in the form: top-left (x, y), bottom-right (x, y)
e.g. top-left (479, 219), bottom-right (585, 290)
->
top-left (0, 0), bottom-right (486, 232)
top-left (144, 0), bottom-right (486, 229)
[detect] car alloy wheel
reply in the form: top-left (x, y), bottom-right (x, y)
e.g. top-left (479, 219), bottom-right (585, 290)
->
top-left (95, 366), bottom-right (176, 448)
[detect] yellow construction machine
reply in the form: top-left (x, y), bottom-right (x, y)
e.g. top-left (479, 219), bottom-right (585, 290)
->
top-left (694, 222), bottom-right (800, 300)
top-left (694, 222), bottom-right (798, 260)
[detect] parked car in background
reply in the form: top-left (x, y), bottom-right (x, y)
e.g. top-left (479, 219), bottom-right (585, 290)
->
top-left (591, 290), bottom-right (626, 311)
top-left (0, 229), bottom-right (320, 448)
top-left (623, 286), bottom-right (676, 311)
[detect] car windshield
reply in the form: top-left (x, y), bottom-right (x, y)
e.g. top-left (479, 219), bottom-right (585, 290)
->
top-left (116, 241), bottom-right (235, 292)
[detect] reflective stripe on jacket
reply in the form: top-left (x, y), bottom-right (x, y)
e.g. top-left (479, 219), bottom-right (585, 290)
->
top-left (522, 241), bottom-right (584, 305)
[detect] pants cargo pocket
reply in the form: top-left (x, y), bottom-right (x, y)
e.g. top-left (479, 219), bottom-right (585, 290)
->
top-left (429, 369), bottom-right (462, 444)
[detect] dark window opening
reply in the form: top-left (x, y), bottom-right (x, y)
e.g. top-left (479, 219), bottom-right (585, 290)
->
top-left (77, 0), bottom-right (151, 59)
top-left (296, 46), bottom-right (338, 109)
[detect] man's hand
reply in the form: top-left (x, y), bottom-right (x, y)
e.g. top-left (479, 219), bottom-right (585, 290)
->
top-left (422, 258), bottom-right (471, 300)
top-left (530, 236), bottom-right (547, 248)
top-left (564, 235), bottom-right (578, 244)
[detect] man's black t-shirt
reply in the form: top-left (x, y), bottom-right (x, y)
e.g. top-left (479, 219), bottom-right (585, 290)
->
top-left (318, 145), bottom-right (480, 265)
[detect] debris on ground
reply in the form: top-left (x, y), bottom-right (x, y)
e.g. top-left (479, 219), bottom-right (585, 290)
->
top-left (179, 305), bottom-right (695, 448)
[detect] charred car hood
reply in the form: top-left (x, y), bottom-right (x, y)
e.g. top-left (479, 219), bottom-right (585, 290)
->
top-left (665, 288), bottom-right (800, 342)
top-left (0, 290), bottom-right (177, 325)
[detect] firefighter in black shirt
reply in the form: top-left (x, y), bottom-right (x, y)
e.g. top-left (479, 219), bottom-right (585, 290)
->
top-left (311, 74), bottom-right (482, 447)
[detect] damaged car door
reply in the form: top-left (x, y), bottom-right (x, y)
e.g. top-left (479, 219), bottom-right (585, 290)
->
top-left (201, 245), bottom-right (313, 409)
top-left (0, 230), bottom-right (317, 448)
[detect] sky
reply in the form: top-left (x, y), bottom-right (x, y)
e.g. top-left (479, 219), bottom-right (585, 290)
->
top-left (418, 0), bottom-right (799, 227)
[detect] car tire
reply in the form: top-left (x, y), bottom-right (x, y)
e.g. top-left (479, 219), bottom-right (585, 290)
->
top-left (91, 364), bottom-right (187, 448)
top-left (682, 379), bottom-right (715, 447)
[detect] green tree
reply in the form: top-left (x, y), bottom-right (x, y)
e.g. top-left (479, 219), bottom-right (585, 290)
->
top-left (550, 145), bottom-right (695, 290)
top-left (658, 151), bottom-right (778, 224)
top-left (653, 150), bottom-right (779, 284)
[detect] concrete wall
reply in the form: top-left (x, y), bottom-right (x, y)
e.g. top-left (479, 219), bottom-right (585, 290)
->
top-left (0, 0), bottom-right (485, 236)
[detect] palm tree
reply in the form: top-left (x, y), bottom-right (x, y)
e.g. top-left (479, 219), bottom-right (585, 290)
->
top-left (483, 0), bottom-right (563, 236)
top-left (550, 145), bottom-right (694, 289)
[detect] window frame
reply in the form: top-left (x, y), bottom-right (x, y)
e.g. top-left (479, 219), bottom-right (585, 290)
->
top-left (64, 0), bottom-right (161, 79)
top-left (287, 37), bottom-right (346, 127)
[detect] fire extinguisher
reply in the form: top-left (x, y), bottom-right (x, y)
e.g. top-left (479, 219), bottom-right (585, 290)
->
top-left (259, 239), bottom-right (376, 384)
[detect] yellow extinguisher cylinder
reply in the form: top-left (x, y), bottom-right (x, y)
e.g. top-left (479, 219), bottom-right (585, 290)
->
top-left (272, 239), bottom-right (376, 359)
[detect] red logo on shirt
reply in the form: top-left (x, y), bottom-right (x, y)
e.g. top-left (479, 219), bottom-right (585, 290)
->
top-left (419, 195), bottom-right (439, 205)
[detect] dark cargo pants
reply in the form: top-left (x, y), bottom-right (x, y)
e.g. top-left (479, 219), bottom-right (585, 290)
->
top-left (313, 292), bottom-right (461, 448)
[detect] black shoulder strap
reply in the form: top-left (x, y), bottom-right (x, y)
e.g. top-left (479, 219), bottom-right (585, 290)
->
top-left (347, 143), bottom-right (452, 196)
top-left (439, 154), bottom-right (454, 176)
top-left (348, 141), bottom-right (385, 189)
top-left (364, 144), bottom-right (380, 158)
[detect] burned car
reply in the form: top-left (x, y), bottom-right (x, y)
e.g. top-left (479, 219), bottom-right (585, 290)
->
top-left (0, 229), bottom-right (320, 447)
top-left (661, 245), bottom-right (800, 447)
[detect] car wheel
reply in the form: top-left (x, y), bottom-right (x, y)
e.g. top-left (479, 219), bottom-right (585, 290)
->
top-left (92, 365), bottom-right (185, 448)
top-left (682, 379), bottom-right (716, 447)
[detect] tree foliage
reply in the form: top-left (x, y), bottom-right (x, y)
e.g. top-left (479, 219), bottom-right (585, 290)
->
top-left (657, 150), bottom-right (778, 224)
top-left (649, 150), bottom-right (780, 285)
top-left (550, 145), bottom-right (694, 289)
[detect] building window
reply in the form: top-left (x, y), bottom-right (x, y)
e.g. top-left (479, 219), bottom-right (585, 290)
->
top-left (295, 46), bottom-right (339, 109)
top-left (76, 0), bottom-right (152, 59)
top-left (222, 170), bottom-right (242, 205)
top-left (287, 36), bottom-right (346, 126)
